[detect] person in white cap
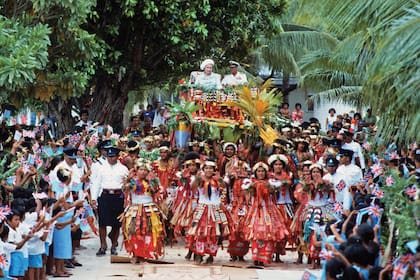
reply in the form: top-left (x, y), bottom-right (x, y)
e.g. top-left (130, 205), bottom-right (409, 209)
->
top-left (194, 59), bottom-right (222, 89)
top-left (221, 61), bottom-right (248, 87)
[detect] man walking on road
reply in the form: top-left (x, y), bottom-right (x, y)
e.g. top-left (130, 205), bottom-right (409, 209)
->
top-left (91, 146), bottom-right (129, 256)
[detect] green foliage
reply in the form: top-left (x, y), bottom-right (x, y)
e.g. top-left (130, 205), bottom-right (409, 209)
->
top-left (266, 0), bottom-right (419, 145)
top-left (381, 170), bottom-right (419, 254)
top-left (1, 0), bottom-right (287, 134)
top-left (91, 0), bottom-right (287, 85)
top-left (0, 0), bottom-right (104, 109)
top-left (364, 5), bottom-right (420, 144)
top-left (166, 100), bottom-right (200, 126)
top-left (0, 154), bottom-right (19, 181)
top-left (0, 16), bottom-right (50, 102)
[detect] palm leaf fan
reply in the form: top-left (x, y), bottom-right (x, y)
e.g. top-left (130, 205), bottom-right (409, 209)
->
top-left (259, 126), bottom-right (280, 146)
top-left (227, 85), bottom-right (283, 145)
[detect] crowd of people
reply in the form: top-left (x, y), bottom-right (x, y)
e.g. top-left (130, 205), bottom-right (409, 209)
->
top-left (0, 71), bottom-right (419, 280)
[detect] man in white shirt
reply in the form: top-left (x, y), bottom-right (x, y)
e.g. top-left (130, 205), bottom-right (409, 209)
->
top-left (323, 156), bottom-right (351, 216)
top-left (341, 130), bottom-right (366, 172)
top-left (337, 148), bottom-right (363, 215)
top-left (91, 146), bottom-right (128, 256)
top-left (221, 61), bottom-right (248, 87)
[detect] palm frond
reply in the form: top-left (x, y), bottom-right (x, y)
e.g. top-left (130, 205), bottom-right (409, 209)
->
top-left (300, 69), bottom-right (359, 92)
top-left (308, 86), bottom-right (363, 108)
top-left (363, 5), bottom-right (420, 143)
top-left (332, 31), bottom-right (375, 74)
top-left (261, 28), bottom-right (339, 74)
top-left (270, 30), bottom-right (339, 54)
top-left (299, 50), bottom-right (333, 73)
top-left (322, 0), bottom-right (413, 35)
top-left (227, 87), bottom-right (282, 128)
top-left (281, 24), bottom-right (319, 32)
top-left (261, 46), bottom-right (300, 74)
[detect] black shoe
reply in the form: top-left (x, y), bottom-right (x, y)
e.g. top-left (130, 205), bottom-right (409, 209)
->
top-left (110, 248), bottom-right (118, 255)
top-left (194, 254), bottom-right (203, 265)
top-left (96, 248), bottom-right (106, 256)
top-left (230, 256), bottom-right (238, 262)
top-left (72, 262), bottom-right (83, 267)
top-left (65, 260), bottom-right (75, 268)
top-left (185, 250), bottom-right (193, 260)
top-left (238, 256), bottom-right (245, 262)
top-left (206, 256), bottom-right (214, 264)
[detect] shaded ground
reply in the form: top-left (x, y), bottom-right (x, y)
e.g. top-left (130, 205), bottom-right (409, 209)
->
top-left (66, 234), bottom-right (322, 280)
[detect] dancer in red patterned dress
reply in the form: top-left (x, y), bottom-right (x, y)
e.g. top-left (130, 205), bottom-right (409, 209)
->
top-left (225, 159), bottom-right (251, 261)
top-left (267, 154), bottom-right (294, 263)
top-left (186, 159), bottom-right (234, 264)
top-left (242, 162), bottom-right (289, 266)
top-left (170, 152), bottom-right (200, 260)
top-left (121, 160), bottom-right (165, 263)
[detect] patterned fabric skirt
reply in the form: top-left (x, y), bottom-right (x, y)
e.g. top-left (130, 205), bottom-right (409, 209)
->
top-left (121, 203), bottom-right (165, 259)
top-left (243, 204), bottom-right (289, 242)
top-left (170, 197), bottom-right (197, 238)
top-left (227, 203), bottom-right (249, 257)
top-left (251, 240), bottom-right (275, 264)
top-left (186, 203), bottom-right (234, 256)
top-left (309, 232), bottom-right (321, 259)
top-left (275, 203), bottom-right (297, 253)
top-left (290, 203), bottom-right (305, 237)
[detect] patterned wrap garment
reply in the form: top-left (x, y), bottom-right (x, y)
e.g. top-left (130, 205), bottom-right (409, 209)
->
top-left (121, 178), bottom-right (165, 259)
top-left (186, 176), bottom-right (234, 257)
top-left (242, 178), bottom-right (289, 264)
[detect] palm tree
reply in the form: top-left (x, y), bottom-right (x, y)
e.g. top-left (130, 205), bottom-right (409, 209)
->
top-left (262, 0), bottom-right (419, 144)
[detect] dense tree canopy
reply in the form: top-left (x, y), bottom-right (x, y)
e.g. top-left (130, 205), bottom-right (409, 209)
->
top-left (0, 0), bottom-right (287, 135)
top-left (261, 0), bottom-right (420, 145)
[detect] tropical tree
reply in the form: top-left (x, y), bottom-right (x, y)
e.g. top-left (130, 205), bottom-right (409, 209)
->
top-left (262, 0), bottom-right (419, 145)
top-left (0, 0), bottom-right (104, 137)
top-left (83, 0), bottom-right (287, 133)
top-left (0, 0), bottom-right (288, 136)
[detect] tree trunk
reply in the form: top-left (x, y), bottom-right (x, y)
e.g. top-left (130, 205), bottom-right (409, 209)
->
top-left (47, 98), bottom-right (74, 139)
top-left (281, 71), bottom-right (290, 94)
top-left (88, 72), bottom-right (132, 134)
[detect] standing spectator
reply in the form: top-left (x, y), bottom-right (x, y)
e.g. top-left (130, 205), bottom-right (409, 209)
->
top-left (152, 106), bottom-right (167, 128)
top-left (279, 102), bottom-right (291, 119)
top-left (363, 108), bottom-right (375, 127)
top-left (325, 108), bottom-right (337, 131)
top-left (141, 105), bottom-right (155, 123)
top-left (351, 113), bottom-right (362, 133)
top-left (292, 103), bottom-right (304, 124)
top-left (323, 157), bottom-right (351, 215)
top-left (75, 109), bottom-right (92, 130)
top-left (341, 130), bottom-right (366, 171)
top-left (337, 148), bottom-right (363, 215)
top-left (124, 115), bottom-right (141, 136)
